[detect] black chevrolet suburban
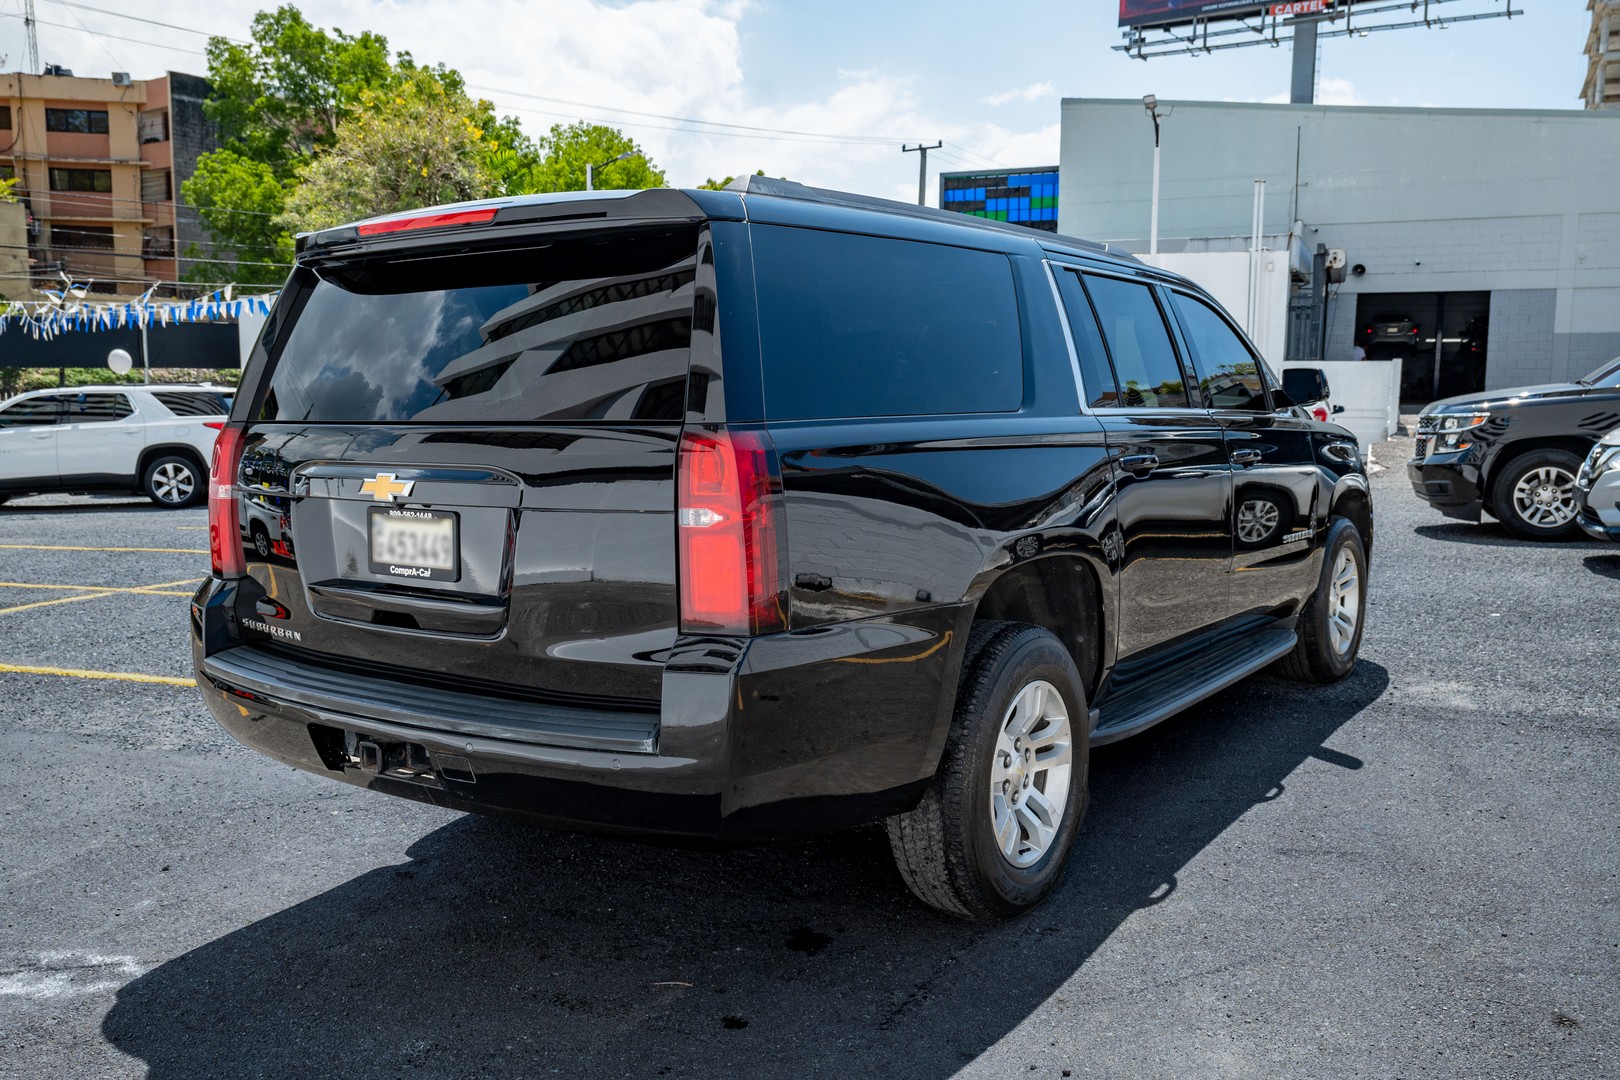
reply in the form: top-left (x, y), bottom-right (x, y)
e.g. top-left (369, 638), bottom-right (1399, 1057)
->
top-left (192, 178), bottom-right (1372, 920)
top-left (1409, 356), bottom-right (1620, 540)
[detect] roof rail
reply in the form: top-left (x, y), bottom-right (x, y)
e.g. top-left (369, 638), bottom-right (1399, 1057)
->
top-left (726, 173), bottom-right (1129, 260)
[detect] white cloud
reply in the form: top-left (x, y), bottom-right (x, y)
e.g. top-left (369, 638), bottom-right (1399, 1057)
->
top-left (984, 80), bottom-right (1056, 107)
top-left (1257, 78), bottom-right (1366, 107)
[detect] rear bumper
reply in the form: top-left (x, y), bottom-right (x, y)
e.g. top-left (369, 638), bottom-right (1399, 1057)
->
top-left (191, 579), bottom-right (960, 840)
top-left (1407, 458), bottom-right (1483, 522)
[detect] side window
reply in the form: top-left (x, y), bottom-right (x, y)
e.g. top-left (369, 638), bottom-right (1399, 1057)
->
top-left (0, 397), bottom-right (66, 427)
top-left (1081, 275), bottom-right (1189, 409)
top-left (153, 391), bottom-right (229, 417)
top-left (751, 227), bottom-right (1022, 420)
top-left (1169, 292), bottom-right (1269, 411)
top-left (1053, 268), bottom-right (1120, 408)
top-left (67, 394), bottom-right (134, 423)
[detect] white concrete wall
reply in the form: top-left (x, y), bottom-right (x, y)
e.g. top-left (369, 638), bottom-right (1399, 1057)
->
top-left (1138, 250), bottom-right (1291, 367)
top-left (1282, 359), bottom-right (1402, 448)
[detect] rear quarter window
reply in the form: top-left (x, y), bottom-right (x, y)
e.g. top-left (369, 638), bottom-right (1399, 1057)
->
top-left (750, 226), bottom-right (1022, 421)
top-left (259, 228), bottom-right (698, 424)
top-left (153, 391), bottom-right (230, 417)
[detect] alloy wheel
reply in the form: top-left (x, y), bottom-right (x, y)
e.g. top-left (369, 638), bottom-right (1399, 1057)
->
top-left (152, 462), bottom-right (196, 505)
top-left (1326, 546), bottom-right (1361, 656)
top-left (1511, 466), bottom-right (1577, 529)
top-left (987, 679), bottom-right (1073, 868)
top-left (1237, 499), bottom-right (1280, 544)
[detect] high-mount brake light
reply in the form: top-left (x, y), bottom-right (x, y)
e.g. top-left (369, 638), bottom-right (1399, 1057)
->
top-left (355, 207), bottom-right (499, 236)
top-left (208, 425), bottom-right (246, 578)
top-left (677, 429), bottom-right (787, 636)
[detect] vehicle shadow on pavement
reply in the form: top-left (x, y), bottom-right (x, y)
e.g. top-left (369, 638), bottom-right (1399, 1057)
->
top-left (102, 662), bottom-right (1389, 1079)
top-left (1584, 554), bottom-right (1620, 580)
top-left (1413, 522), bottom-right (1606, 548)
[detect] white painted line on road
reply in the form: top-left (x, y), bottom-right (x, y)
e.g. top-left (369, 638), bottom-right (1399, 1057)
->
top-left (0, 544), bottom-right (208, 554)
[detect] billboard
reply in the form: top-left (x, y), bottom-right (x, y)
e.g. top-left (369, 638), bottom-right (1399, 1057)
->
top-left (1120, 0), bottom-right (1336, 28)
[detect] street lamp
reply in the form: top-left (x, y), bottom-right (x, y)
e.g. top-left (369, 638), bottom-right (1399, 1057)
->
top-left (1143, 94), bottom-right (1162, 256)
top-left (586, 150), bottom-right (642, 192)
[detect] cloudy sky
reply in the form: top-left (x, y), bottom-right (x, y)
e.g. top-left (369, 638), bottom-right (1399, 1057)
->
top-left (0, 0), bottom-right (1592, 203)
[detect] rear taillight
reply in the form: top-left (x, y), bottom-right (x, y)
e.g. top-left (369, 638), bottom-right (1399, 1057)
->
top-left (208, 425), bottom-right (246, 578)
top-left (677, 428), bottom-right (787, 636)
top-left (203, 421), bottom-right (224, 430)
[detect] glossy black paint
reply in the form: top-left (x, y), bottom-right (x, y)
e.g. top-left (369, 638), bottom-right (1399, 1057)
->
top-left (194, 183), bottom-right (1370, 840)
top-left (1409, 378), bottom-right (1620, 522)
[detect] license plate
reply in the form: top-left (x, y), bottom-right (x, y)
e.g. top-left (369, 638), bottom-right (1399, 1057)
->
top-left (368, 507), bottom-right (459, 582)
top-left (1384, 326), bottom-right (1402, 335)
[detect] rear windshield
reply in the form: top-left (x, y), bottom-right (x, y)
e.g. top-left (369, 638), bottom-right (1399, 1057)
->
top-left (259, 228), bottom-right (698, 424)
top-left (750, 226), bottom-right (1023, 421)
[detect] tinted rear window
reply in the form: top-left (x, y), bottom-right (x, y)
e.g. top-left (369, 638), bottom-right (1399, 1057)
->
top-left (751, 226), bottom-right (1022, 421)
top-left (260, 228), bottom-right (698, 423)
top-left (154, 391), bottom-right (230, 416)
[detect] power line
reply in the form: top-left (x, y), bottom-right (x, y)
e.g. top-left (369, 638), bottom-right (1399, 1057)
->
top-left (45, 0), bottom-right (246, 43)
top-left (0, 10), bottom-right (204, 54)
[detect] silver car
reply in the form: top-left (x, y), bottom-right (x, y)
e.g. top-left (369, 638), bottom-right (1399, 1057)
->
top-left (1576, 425), bottom-right (1620, 542)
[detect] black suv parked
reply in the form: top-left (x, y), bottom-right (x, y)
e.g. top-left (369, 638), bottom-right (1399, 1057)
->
top-left (1409, 356), bottom-right (1620, 539)
top-left (192, 178), bottom-right (1373, 919)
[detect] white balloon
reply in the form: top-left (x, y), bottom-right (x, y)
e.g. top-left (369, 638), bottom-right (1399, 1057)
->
top-left (107, 348), bottom-right (134, 375)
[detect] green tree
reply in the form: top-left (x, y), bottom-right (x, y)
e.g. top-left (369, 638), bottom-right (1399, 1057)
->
top-left (0, 176), bottom-right (17, 202)
top-left (203, 4), bottom-right (394, 174)
top-left (278, 71), bottom-right (494, 232)
top-left (521, 123), bottom-right (665, 193)
top-left (180, 150), bottom-right (295, 286)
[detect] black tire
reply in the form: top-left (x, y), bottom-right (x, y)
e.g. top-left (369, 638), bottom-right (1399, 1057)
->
top-left (1275, 517), bottom-right (1366, 684)
top-left (249, 521), bottom-right (272, 559)
top-left (142, 454), bottom-right (205, 508)
top-left (886, 621), bottom-right (1091, 921)
top-left (1489, 449), bottom-right (1584, 541)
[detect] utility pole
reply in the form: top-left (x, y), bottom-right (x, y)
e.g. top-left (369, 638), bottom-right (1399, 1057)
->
top-left (902, 142), bottom-right (942, 207)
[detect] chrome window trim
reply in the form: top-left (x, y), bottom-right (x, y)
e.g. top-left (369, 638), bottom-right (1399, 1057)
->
top-left (1041, 259), bottom-right (1092, 416)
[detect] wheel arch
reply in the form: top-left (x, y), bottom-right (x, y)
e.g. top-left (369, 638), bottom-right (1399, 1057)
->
top-left (1329, 478), bottom-right (1373, 557)
top-left (968, 553), bottom-right (1104, 705)
top-left (138, 442), bottom-right (208, 479)
top-left (1482, 436), bottom-right (1594, 500)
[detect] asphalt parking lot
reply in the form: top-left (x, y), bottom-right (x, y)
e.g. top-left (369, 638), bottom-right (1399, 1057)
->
top-left (1, 428), bottom-right (1616, 1080)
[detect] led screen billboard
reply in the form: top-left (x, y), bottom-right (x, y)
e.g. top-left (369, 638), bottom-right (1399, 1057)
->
top-left (1120, 0), bottom-right (1339, 28)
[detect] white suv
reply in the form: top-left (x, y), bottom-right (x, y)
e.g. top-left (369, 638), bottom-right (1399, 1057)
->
top-left (0, 384), bottom-right (232, 508)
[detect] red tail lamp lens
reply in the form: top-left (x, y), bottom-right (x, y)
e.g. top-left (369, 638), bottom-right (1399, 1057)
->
top-left (208, 425), bottom-right (246, 578)
top-left (355, 207), bottom-right (499, 236)
top-left (677, 429), bottom-right (786, 636)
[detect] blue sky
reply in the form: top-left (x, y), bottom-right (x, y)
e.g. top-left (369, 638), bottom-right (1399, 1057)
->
top-left (0, 0), bottom-right (1594, 202)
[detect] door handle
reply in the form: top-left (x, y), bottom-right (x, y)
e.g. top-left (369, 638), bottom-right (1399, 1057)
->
top-left (1119, 453), bottom-right (1159, 477)
top-left (31, 431), bottom-right (53, 439)
top-left (1230, 447), bottom-right (1263, 466)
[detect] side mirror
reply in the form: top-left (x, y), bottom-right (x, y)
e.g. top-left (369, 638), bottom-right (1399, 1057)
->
top-left (1282, 367), bottom-right (1329, 404)
top-left (1332, 404), bottom-right (1346, 415)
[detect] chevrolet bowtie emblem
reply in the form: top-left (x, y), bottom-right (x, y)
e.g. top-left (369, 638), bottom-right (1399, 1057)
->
top-left (359, 473), bottom-right (414, 502)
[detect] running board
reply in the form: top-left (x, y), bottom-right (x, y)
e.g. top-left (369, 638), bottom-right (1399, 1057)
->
top-left (1089, 627), bottom-right (1297, 746)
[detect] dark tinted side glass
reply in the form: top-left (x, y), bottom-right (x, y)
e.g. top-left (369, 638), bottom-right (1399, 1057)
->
top-left (751, 226), bottom-right (1022, 420)
top-left (1054, 268), bottom-right (1121, 408)
top-left (154, 391), bottom-right (230, 416)
top-left (260, 228), bottom-right (698, 424)
top-left (1167, 291), bottom-right (1269, 411)
top-left (1082, 275), bottom-right (1189, 409)
top-left (0, 396), bottom-right (65, 427)
top-left (67, 393), bottom-right (133, 422)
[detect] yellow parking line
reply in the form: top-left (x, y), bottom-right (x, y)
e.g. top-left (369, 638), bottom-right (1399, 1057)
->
top-left (0, 662), bottom-right (196, 687)
top-left (0, 544), bottom-right (209, 555)
top-left (0, 580), bottom-right (202, 595)
top-left (0, 577), bottom-right (205, 615)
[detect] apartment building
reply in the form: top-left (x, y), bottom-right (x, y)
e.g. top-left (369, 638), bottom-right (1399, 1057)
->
top-left (1588, 1), bottom-right (1618, 111)
top-left (0, 68), bottom-right (217, 301)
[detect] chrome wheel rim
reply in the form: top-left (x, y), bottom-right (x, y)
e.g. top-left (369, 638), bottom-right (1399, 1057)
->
top-left (1237, 499), bottom-right (1280, 544)
top-left (988, 679), bottom-right (1073, 869)
top-left (152, 462), bottom-right (195, 504)
top-left (1511, 466), bottom-right (1577, 528)
top-left (1326, 547), bottom-right (1361, 656)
